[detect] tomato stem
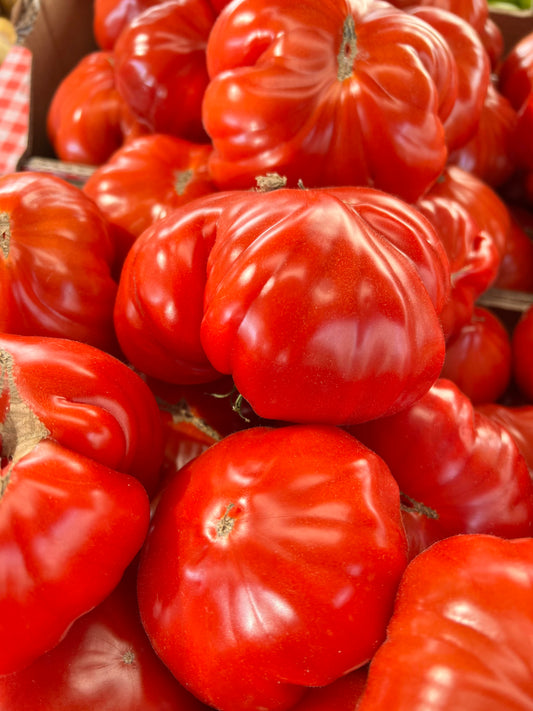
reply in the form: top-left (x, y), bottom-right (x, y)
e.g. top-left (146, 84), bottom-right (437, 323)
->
top-left (337, 16), bottom-right (356, 81)
top-left (174, 168), bottom-right (193, 196)
top-left (0, 211), bottom-right (10, 258)
top-left (216, 503), bottom-right (236, 538)
top-left (400, 492), bottom-right (439, 520)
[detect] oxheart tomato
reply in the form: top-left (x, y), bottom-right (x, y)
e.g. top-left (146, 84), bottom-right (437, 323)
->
top-left (493, 205), bottom-right (533, 291)
top-left (93, 0), bottom-right (165, 50)
top-left (202, 0), bottom-right (459, 201)
top-left (347, 378), bottom-right (533, 560)
top-left (0, 334), bottom-right (157, 675)
top-left (0, 171), bottom-right (119, 354)
top-left (113, 0), bottom-right (215, 142)
top-left (356, 534), bottom-right (533, 711)
top-left (114, 185), bottom-right (450, 425)
top-left (440, 305), bottom-right (512, 405)
top-left (477, 402), bottom-right (533, 475)
top-left (83, 134), bottom-right (216, 272)
top-left (0, 563), bottom-right (209, 711)
top-left (137, 425), bottom-right (408, 711)
top-left (512, 304), bottom-right (533, 402)
top-left (47, 51), bottom-right (147, 166)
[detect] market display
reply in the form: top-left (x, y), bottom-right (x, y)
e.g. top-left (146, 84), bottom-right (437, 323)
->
top-left (1, 0), bottom-right (533, 708)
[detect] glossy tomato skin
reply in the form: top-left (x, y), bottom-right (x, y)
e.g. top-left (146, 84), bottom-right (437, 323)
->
top-left (203, 0), bottom-right (458, 201)
top-left (137, 425), bottom-right (408, 711)
top-left (440, 305), bottom-right (512, 405)
top-left (113, 0), bottom-right (215, 142)
top-left (347, 378), bottom-right (533, 559)
top-left (477, 403), bottom-right (533, 475)
top-left (93, 0), bottom-right (165, 49)
top-left (0, 564), bottom-right (210, 711)
top-left (115, 185), bottom-right (450, 425)
top-left (512, 305), bottom-right (533, 402)
top-left (83, 134), bottom-right (216, 272)
top-left (356, 534), bottom-right (533, 711)
top-left (493, 205), bottom-right (533, 291)
top-left (47, 51), bottom-right (147, 165)
top-left (0, 171), bottom-right (119, 354)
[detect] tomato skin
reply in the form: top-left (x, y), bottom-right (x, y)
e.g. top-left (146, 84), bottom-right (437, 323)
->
top-left (356, 534), bottom-right (533, 711)
top-left (137, 425), bottom-right (408, 711)
top-left (512, 305), bottom-right (533, 403)
top-left (47, 51), bottom-right (147, 166)
top-left (440, 306), bottom-right (512, 405)
top-left (203, 0), bottom-right (458, 201)
top-left (493, 205), bottom-right (533, 291)
top-left (0, 172), bottom-right (119, 355)
top-left (93, 0), bottom-right (165, 50)
top-left (347, 378), bottom-right (533, 559)
top-left (477, 403), bottom-right (533, 476)
top-left (0, 565), bottom-right (209, 711)
top-left (83, 134), bottom-right (216, 272)
top-left (115, 186), bottom-right (450, 424)
top-left (113, 0), bottom-right (215, 142)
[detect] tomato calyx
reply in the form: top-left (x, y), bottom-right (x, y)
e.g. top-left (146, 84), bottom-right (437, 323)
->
top-left (0, 211), bottom-right (10, 258)
top-left (400, 492), bottom-right (439, 520)
top-left (0, 348), bottom-right (50, 496)
top-left (210, 386), bottom-right (251, 423)
top-left (216, 503), bottom-right (236, 538)
top-left (173, 168), bottom-right (194, 196)
top-left (337, 15), bottom-right (356, 81)
top-left (156, 396), bottom-right (223, 442)
top-left (254, 173), bottom-right (288, 192)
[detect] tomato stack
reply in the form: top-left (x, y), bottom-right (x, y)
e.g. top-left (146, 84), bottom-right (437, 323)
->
top-left (2, 0), bottom-right (533, 709)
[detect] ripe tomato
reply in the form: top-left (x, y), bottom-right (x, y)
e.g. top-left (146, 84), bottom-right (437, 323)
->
top-left (493, 205), bottom-right (533, 292)
top-left (440, 305), bottom-right (512, 404)
top-left (0, 171), bottom-right (119, 354)
top-left (93, 0), bottom-right (165, 50)
top-left (203, 0), bottom-right (459, 200)
top-left (0, 333), bottom-right (156, 675)
top-left (512, 304), bottom-right (533, 402)
top-left (477, 403), bottom-right (533, 475)
top-left (356, 534), bottom-right (533, 711)
top-left (137, 425), bottom-right (408, 711)
top-left (114, 185), bottom-right (450, 424)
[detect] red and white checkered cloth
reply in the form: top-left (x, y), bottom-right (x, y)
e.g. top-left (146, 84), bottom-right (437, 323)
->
top-left (0, 44), bottom-right (31, 175)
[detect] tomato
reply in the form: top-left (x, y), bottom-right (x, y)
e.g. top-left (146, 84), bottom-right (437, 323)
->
top-left (448, 82), bottom-right (519, 188)
top-left (202, 0), bottom-right (459, 201)
top-left (512, 304), bottom-right (533, 403)
top-left (114, 185), bottom-right (450, 425)
top-left (0, 171), bottom-right (120, 354)
top-left (0, 333), bottom-right (157, 675)
top-left (440, 305), bottom-right (512, 404)
top-left (413, 192), bottom-right (500, 339)
top-left (47, 51), bottom-right (147, 166)
top-left (493, 205), bottom-right (533, 291)
top-left (137, 424), bottom-right (408, 711)
top-left (113, 0), bottom-right (215, 142)
top-left (83, 134), bottom-right (216, 272)
top-left (347, 378), bottom-right (533, 560)
top-left (290, 666), bottom-right (368, 710)
top-left (93, 0), bottom-right (165, 50)
top-left (356, 534), bottom-right (533, 711)
top-left (477, 403), bottom-right (533, 476)
top-left (0, 564), bottom-right (210, 711)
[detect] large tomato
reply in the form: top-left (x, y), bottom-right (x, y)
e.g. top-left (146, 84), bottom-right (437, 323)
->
top-left (114, 185), bottom-right (450, 425)
top-left (47, 51), bottom-right (147, 166)
top-left (347, 378), bottom-right (533, 560)
top-left (0, 333), bottom-right (157, 675)
top-left (512, 304), bottom-right (533, 402)
top-left (137, 424), bottom-right (408, 711)
top-left (477, 402), bottom-right (533, 475)
top-left (202, 0), bottom-right (460, 201)
top-left (113, 0), bottom-right (215, 142)
top-left (493, 205), bottom-right (533, 291)
top-left (83, 134), bottom-right (216, 272)
top-left (0, 564), bottom-right (209, 711)
top-left (356, 534), bottom-right (533, 710)
top-left (0, 171), bottom-right (119, 354)
top-left (93, 0), bottom-right (165, 50)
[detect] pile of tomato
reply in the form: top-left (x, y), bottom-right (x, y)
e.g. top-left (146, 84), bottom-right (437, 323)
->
top-left (2, 0), bottom-right (533, 708)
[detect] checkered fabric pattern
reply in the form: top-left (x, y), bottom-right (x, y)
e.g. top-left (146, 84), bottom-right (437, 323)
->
top-left (0, 44), bottom-right (31, 175)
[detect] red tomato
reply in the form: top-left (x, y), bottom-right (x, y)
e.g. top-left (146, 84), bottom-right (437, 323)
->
top-left (0, 171), bottom-right (119, 354)
top-left (202, 0), bottom-right (459, 201)
top-left (93, 0), bottom-right (165, 50)
top-left (388, 0), bottom-right (489, 35)
top-left (512, 304), bottom-right (533, 402)
top-left (347, 378), bottom-right (533, 560)
top-left (114, 185), bottom-right (450, 425)
top-left (47, 51), bottom-right (147, 166)
top-left (440, 305), bottom-right (512, 404)
top-left (0, 333), bottom-right (156, 675)
top-left (83, 134), bottom-right (216, 271)
top-left (290, 666), bottom-right (368, 710)
top-left (0, 564), bottom-right (210, 711)
top-left (477, 403), bottom-right (533, 475)
top-left (356, 534), bottom-right (533, 711)
top-left (113, 0), bottom-right (215, 142)
top-left (137, 425), bottom-right (408, 711)
top-left (448, 82), bottom-right (519, 188)
top-left (414, 193), bottom-right (500, 339)
top-left (493, 205), bottom-right (533, 291)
